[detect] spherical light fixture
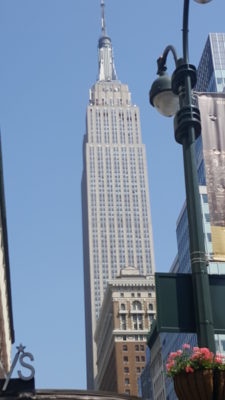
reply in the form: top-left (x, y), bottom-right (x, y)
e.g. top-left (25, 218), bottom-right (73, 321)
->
top-left (149, 71), bottom-right (179, 117)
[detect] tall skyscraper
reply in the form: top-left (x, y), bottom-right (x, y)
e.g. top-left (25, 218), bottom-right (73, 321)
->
top-left (82, 1), bottom-right (155, 388)
top-left (196, 33), bottom-right (225, 93)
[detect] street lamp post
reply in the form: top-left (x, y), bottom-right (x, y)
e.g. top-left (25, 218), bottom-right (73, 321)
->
top-left (150, 0), bottom-right (215, 352)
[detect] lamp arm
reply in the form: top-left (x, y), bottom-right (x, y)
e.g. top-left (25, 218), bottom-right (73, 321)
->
top-left (183, 0), bottom-right (190, 63)
top-left (157, 45), bottom-right (178, 74)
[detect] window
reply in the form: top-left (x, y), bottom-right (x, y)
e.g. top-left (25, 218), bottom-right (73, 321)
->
top-left (133, 315), bottom-right (138, 330)
top-left (202, 194), bottom-right (208, 203)
top-left (131, 293), bottom-right (135, 297)
top-left (125, 390), bottom-right (130, 395)
top-left (207, 233), bottom-right (212, 242)
top-left (133, 314), bottom-right (143, 330)
top-left (121, 303), bottom-right (126, 310)
top-left (148, 303), bottom-right (153, 310)
top-left (133, 301), bottom-right (142, 310)
top-left (123, 356), bottom-right (128, 362)
top-left (121, 315), bottom-right (127, 330)
top-left (135, 345), bottom-right (139, 351)
top-left (137, 292), bottom-right (141, 298)
top-left (120, 293), bottom-right (124, 297)
top-left (123, 345), bottom-right (128, 351)
top-left (141, 356), bottom-right (145, 362)
top-left (148, 314), bottom-right (154, 323)
top-left (136, 356), bottom-right (140, 362)
top-left (124, 367), bottom-right (129, 373)
top-left (136, 367), bottom-right (141, 373)
top-left (140, 345), bottom-right (145, 351)
top-left (125, 378), bottom-right (130, 385)
top-left (205, 213), bottom-right (210, 223)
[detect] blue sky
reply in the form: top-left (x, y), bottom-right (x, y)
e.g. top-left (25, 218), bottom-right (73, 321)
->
top-left (0, 0), bottom-right (224, 390)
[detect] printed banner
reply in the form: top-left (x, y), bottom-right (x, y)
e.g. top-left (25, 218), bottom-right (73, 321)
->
top-left (197, 93), bottom-right (225, 261)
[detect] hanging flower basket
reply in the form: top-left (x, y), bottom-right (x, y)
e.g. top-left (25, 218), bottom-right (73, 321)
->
top-left (174, 369), bottom-right (213, 400)
top-left (214, 369), bottom-right (225, 400)
top-left (166, 345), bottom-right (225, 400)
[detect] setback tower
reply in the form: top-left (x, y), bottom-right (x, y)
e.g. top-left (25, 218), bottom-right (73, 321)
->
top-left (82, 1), bottom-right (155, 388)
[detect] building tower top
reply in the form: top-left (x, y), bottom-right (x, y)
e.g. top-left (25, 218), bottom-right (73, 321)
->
top-left (101, 0), bottom-right (106, 36)
top-left (98, 0), bottom-right (117, 82)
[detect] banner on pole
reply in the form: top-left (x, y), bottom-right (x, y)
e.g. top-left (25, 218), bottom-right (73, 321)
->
top-left (197, 93), bottom-right (225, 261)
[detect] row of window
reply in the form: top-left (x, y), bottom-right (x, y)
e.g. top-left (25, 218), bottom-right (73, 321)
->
top-left (124, 366), bottom-right (144, 376)
top-left (120, 292), bottom-right (153, 298)
top-left (120, 301), bottom-right (154, 310)
top-left (120, 314), bottom-right (154, 330)
top-left (122, 344), bottom-right (145, 351)
top-left (123, 355), bottom-right (145, 362)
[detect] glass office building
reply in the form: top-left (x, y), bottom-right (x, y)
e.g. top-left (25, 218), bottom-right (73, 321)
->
top-left (197, 33), bottom-right (225, 93)
top-left (161, 33), bottom-right (225, 400)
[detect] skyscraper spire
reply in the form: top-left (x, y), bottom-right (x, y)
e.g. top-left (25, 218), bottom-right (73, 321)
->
top-left (101, 0), bottom-right (106, 36)
top-left (98, 0), bottom-right (117, 81)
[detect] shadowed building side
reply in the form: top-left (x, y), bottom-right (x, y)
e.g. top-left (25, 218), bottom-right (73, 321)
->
top-left (0, 138), bottom-right (14, 377)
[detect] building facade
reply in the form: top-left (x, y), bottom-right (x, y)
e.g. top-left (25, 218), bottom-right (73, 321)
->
top-left (162, 189), bottom-right (225, 400)
top-left (138, 347), bottom-right (153, 400)
top-left (82, 3), bottom-right (155, 388)
top-left (139, 33), bottom-right (225, 400)
top-left (0, 140), bottom-right (14, 377)
top-left (144, 187), bottom-right (225, 400)
top-left (94, 267), bottom-right (156, 396)
top-left (160, 33), bottom-right (225, 400)
top-left (196, 33), bottom-right (225, 93)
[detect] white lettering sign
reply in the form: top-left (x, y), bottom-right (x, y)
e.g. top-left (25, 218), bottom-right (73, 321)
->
top-left (0, 344), bottom-right (35, 391)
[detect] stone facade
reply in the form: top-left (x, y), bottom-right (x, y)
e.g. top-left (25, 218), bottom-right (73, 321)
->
top-left (95, 267), bottom-right (155, 396)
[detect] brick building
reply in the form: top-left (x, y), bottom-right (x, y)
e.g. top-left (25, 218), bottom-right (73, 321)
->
top-left (95, 267), bottom-right (155, 396)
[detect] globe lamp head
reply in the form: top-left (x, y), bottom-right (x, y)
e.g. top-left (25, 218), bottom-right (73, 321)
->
top-left (149, 71), bottom-right (179, 117)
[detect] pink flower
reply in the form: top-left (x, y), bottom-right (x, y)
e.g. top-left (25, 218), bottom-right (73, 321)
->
top-left (215, 357), bottom-right (223, 364)
top-left (166, 363), bottom-right (171, 371)
top-left (197, 348), bottom-right (213, 361)
top-left (166, 360), bottom-right (175, 371)
top-left (168, 352), bottom-right (177, 359)
top-left (190, 354), bottom-right (199, 361)
top-left (166, 345), bottom-right (216, 378)
top-left (215, 354), bottom-right (224, 364)
top-left (193, 347), bottom-right (200, 352)
top-left (200, 348), bottom-right (211, 355)
top-left (185, 366), bottom-right (194, 373)
top-left (216, 353), bottom-right (223, 359)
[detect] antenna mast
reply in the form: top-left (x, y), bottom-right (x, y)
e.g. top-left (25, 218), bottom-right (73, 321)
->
top-left (101, 0), bottom-right (106, 36)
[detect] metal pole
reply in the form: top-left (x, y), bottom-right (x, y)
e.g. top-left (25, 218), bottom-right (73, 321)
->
top-left (179, 0), bottom-right (215, 352)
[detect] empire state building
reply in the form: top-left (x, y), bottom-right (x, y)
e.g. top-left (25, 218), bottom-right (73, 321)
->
top-left (82, 1), bottom-right (155, 388)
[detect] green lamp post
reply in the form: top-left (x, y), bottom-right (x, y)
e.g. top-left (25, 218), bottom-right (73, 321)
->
top-left (149, 0), bottom-right (215, 352)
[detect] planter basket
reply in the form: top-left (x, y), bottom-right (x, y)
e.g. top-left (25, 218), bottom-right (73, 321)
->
top-left (174, 369), bottom-right (213, 400)
top-left (173, 369), bottom-right (225, 400)
top-left (214, 370), bottom-right (225, 400)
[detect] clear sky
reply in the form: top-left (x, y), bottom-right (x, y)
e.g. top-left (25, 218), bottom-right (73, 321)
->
top-left (0, 0), bottom-right (224, 390)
